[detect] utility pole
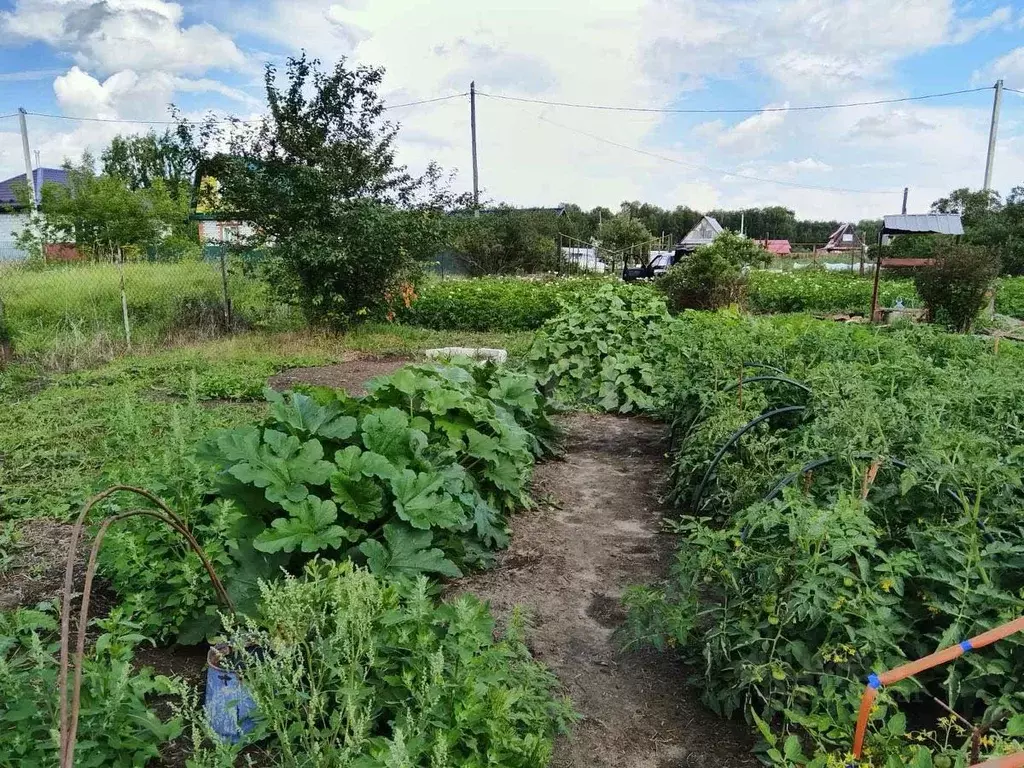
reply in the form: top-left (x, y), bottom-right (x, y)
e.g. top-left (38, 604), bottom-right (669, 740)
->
top-left (18, 108), bottom-right (36, 209)
top-left (470, 82), bottom-right (479, 213)
top-left (983, 80), bottom-right (1003, 191)
top-left (901, 187), bottom-right (909, 215)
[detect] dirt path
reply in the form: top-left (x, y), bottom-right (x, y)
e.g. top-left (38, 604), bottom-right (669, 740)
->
top-left (267, 357), bottom-right (411, 396)
top-left (457, 413), bottom-right (756, 768)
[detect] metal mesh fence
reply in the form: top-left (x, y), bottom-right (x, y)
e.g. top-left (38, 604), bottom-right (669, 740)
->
top-left (0, 251), bottom-right (301, 369)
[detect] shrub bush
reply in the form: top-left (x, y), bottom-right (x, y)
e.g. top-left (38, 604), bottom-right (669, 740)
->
top-left (915, 244), bottom-right (1000, 331)
top-left (450, 207), bottom-right (559, 276)
top-left (657, 231), bottom-right (769, 311)
top-left (185, 561), bottom-right (574, 767)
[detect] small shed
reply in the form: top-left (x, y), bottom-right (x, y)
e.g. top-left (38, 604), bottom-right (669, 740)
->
top-left (674, 215), bottom-right (723, 256)
top-left (869, 212), bottom-right (964, 320)
top-left (824, 223), bottom-right (862, 252)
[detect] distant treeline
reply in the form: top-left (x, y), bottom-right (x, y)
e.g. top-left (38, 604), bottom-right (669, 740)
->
top-left (555, 201), bottom-right (881, 246)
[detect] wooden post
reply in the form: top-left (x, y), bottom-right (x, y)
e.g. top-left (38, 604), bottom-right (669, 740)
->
top-left (118, 247), bottom-right (132, 351)
top-left (219, 247), bottom-right (233, 331)
top-left (869, 250), bottom-right (882, 322)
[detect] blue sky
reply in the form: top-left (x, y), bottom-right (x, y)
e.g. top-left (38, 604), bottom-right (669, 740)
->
top-left (1, 0), bottom-right (1023, 220)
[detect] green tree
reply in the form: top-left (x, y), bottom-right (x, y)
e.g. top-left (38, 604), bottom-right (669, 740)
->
top-left (931, 187), bottom-right (1002, 227)
top-left (451, 207), bottom-right (557, 275)
top-left (101, 123), bottom-right (196, 202)
top-left (598, 215), bottom-right (652, 269)
top-left (16, 155), bottom-right (186, 260)
top-left (186, 53), bottom-right (464, 327)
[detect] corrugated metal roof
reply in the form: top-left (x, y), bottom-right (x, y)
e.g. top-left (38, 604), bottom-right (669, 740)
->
top-left (882, 214), bottom-right (964, 236)
top-left (0, 168), bottom-right (70, 206)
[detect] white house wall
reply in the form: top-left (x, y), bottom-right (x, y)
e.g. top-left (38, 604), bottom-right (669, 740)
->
top-left (0, 212), bottom-right (30, 261)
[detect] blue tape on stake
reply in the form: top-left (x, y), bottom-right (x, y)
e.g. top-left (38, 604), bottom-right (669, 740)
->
top-left (868, 673), bottom-right (881, 689)
top-left (960, 639), bottom-right (974, 653)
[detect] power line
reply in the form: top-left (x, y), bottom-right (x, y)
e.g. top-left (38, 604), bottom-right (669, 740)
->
top-left (0, 113), bottom-right (17, 119)
top-left (14, 92), bottom-right (469, 126)
top-left (1006, 87), bottom-right (1024, 96)
top-left (477, 86), bottom-right (993, 115)
top-left (527, 109), bottom-right (900, 195)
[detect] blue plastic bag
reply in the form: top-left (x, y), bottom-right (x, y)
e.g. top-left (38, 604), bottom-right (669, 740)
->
top-left (205, 644), bottom-right (258, 743)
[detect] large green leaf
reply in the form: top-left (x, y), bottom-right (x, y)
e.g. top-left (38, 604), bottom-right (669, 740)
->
top-left (333, 445), bottom-right (397, 480)
top-left (223, 428), bottom-right (334, 504)
top-left (331, 473), bottom-right (385, 523)
top-left (361, 407), bottom-right (426, 466)
top-left (390, 469), bottom-right (464, 530)
top-left (265, 388), bottom-right (358, 441)
top-left (359, 523), bottom-right (462, 579)
top-left (466, 429), bottom-right (502, 464)
top-left (253, 497), bottom-right (355, 553)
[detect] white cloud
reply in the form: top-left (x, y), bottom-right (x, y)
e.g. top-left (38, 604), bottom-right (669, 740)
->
top-left (1, 0), bottom-right (246, 76)
top-left (693, 105), bottom-right (789, 153)
top-left (53, 66), bottom-right (258, 121)
top-left (4, 0), bottom-right (1024, 224)
top-left (950, 6), bottom-right (1013, 44)
top-left (850, 109), bottom-right (938, 139)
top-left (0, 68), bottom-right (65, 82)
top-left (787, 158), bottom-right (832, 172)
top-left (974, 47), bottom-right (1024, 86)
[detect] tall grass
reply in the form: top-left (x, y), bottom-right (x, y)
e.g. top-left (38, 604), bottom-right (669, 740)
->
top-left (0, 260), bottom-right (300, 369)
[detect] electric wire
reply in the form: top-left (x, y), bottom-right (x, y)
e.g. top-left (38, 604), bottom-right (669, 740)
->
top-left (477, 86), bottom-right (993, 115)
top-left (15, 92), bottom-right (468, 126)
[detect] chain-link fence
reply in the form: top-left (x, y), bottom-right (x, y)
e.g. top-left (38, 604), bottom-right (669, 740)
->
top-left (0, 251), bottom-right (301, 369)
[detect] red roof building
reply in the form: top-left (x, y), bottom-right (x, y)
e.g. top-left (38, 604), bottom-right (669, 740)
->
top-left (762, 239), bottom-right (792, 255)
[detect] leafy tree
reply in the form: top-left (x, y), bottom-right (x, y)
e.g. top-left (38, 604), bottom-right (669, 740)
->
top-left (15, 155), bottom-right (187, 260)
top-left (101, 122), bottom-right (196, 202)
top-left (657, 230), bottom-right (769, 311)
top-left (186, 53), bottom-right (465, 327)
top-left (931, 187), bottom-right (1002, 226)
top-left (598, 215), bottom-right (652, 269)
top-left (914, 244), bottom-right (999, 332)
top-left (451, 207), bottom-right (557, 275)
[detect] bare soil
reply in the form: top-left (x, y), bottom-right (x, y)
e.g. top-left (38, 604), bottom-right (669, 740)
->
top-left (267, 356), bottom-right (412, 396)
top-left (456, 413), bottom-right (757, 768)
top-left (0, 519), bottom-right (79, 611)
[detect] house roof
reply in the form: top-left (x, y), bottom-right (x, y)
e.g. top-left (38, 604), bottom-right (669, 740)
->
top-left (824, 222), bottom-right (862, 251)
top-left (762, 239), bottom-right (792, 255)
top-left (882, 214), bottom-right (963, 236)
top-left (677, 215), bottom-right (723, 248)
top-left (0, 168), bottom-right (69, 206)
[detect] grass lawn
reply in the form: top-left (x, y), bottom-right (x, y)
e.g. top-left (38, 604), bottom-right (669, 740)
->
top-left (0, 324), bottom-right (534, 520)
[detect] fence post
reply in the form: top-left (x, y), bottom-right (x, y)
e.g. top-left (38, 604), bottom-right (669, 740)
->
top-left (117, 247), bottom-right (132, 352)
top-left (0, 288), bottom-right (10, 367)
top-left (219, 248), bottom-right (233, 332)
